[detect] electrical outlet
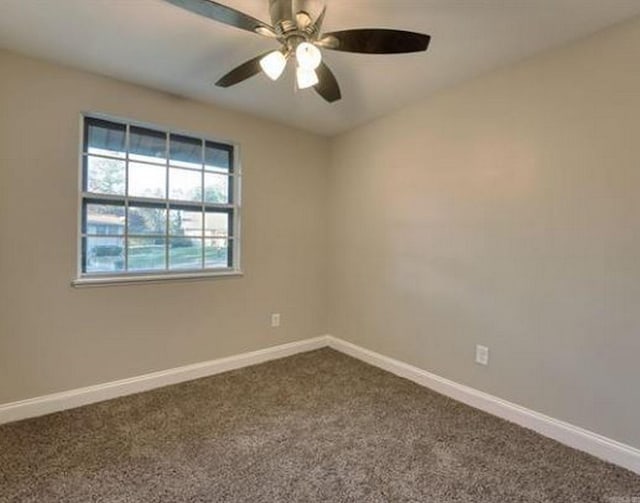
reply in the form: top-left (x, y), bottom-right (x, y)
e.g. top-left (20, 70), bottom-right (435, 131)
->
top-left (475, 345), bottom-right (489, 366)
top-left (271, 313), bottom-right (281, 328)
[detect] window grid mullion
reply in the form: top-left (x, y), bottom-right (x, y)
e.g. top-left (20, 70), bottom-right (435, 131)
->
top-left (124, 123), bottom-right (130, 272)
top-left (81, 192), bottom-right (233, 209)
top-left (201, 138), bottom-right (206, 268)
top-left (82, 233), bottom-right (234, 239)
top-left (165, 132), bottom-right (170, 271)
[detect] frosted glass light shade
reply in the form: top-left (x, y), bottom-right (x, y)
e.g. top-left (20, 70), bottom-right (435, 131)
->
top-left (259, 51), bottom-right (287, 81)
top-left (295, 42), bottom-right (322, 70)
top-left (296, 67), bottom-right (319, 89)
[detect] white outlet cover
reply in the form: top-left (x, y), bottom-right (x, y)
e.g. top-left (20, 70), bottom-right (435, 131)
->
top-left (271, 313), bottom-right (280, 328)
top-left (476, 345), bottom-right (489, 366)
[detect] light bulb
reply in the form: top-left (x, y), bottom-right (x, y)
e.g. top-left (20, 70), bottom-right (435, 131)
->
top-left (295, 42), bottom-right (322, 71)
top-left (259, 51), bottom-right (287, 81)
top-left (296, 67), bottom-right (319, 90)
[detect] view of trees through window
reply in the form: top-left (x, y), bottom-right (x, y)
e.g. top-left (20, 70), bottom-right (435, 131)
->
top-left (81, 117), bottom-right (239, 276)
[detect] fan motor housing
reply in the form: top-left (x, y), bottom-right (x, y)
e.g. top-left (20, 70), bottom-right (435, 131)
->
top-left (269, 0), bottom-right (320, 37)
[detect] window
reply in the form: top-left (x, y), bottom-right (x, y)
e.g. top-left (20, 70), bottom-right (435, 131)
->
top-left (77, 115), bottom-right (240, 284)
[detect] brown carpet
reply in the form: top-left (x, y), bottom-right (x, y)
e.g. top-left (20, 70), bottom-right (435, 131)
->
top-left (1, 348), bottom-right (639, 502)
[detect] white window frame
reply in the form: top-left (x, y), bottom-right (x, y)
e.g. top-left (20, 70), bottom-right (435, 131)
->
top-left (73, 113), bottom-right (242, 287)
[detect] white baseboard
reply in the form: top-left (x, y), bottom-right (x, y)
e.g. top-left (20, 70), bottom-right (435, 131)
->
top-left (0, 336), bottom-right (327, 425)
top-left (2, 333), bottom-right (638, 475)
top-left (326, 335), bottom-right (640, 475)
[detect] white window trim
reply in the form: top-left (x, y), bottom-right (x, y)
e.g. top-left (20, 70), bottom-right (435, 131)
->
top-left (72, 270), bottom-right (243, 288)
top-left (72, 112), bottom-right (243, 287)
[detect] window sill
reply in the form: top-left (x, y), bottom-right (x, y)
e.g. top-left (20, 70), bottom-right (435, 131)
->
top-left (72, 270), bottom-right (243, 288)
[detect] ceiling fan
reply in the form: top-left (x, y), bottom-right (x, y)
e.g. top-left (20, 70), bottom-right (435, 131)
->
top-left (164, 0), bottom-right (431, 103)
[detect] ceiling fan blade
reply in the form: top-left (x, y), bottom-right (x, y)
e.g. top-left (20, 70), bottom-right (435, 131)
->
top-left (313, 6), bottom-right (327, 34)
top-left (314, 62), bottom-right (341, 103)
top-left (318, 29), bottom-right (430, 54)
top-left (164, 0), bottom-right (276, 37)
top-left (215, 52), bottom-right (271, 88)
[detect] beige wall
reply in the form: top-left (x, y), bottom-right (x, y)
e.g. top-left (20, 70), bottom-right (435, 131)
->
top-left (328, 17), bottom-right (640, 449)
top-left (0, 50), bottom-right (329, 404)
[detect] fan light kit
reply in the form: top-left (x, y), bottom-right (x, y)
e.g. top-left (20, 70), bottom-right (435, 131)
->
top-left (296, 42), bottom-right (322, 70)
top-left (164, 0), bottom-right (432, 103)
top-left (260, 51), bottom-right (287, 80)
top-left (296, 66), bottom-right (319, 89)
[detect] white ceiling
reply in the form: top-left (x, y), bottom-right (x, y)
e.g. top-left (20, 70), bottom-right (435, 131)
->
top-left (1, 1), bottom-right (640, 136)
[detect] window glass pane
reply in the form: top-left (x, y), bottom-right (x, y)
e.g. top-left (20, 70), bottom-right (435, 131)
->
top-left (128, 204), bottom-right (166, 236)
top-left (128, 237), bottom-right (166, 271)
top-left (84, 202), bottom-right (125, 235)
top-left (204, 211), bottom-right (229, 237)
top-left (86, 156), bottom-right (125, 195)
top-left (130, 126), bottom-right (166, 164)
top-left (205, 238), bottom-right (230, 268)
top-left (205, 142), bottom-right (231, 173)
top-left (169, 168), bottom-right (202, 202)
top-left (85, 118), bottom-right (126, 158)
top-left (169, 238), bottom-right (203, 270)
top-left (128, 162), bottom-right (166, 198)
top-left (204, 173), bottom-right (230, 204)
top-left (170, 135), bottom-right (202, 169)
top-left (81, 117), bottom-right (238, 277)
top-left (84, 237), bottom-right (125, 273)
top-left (169, 207), bottom-right (203, 237)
